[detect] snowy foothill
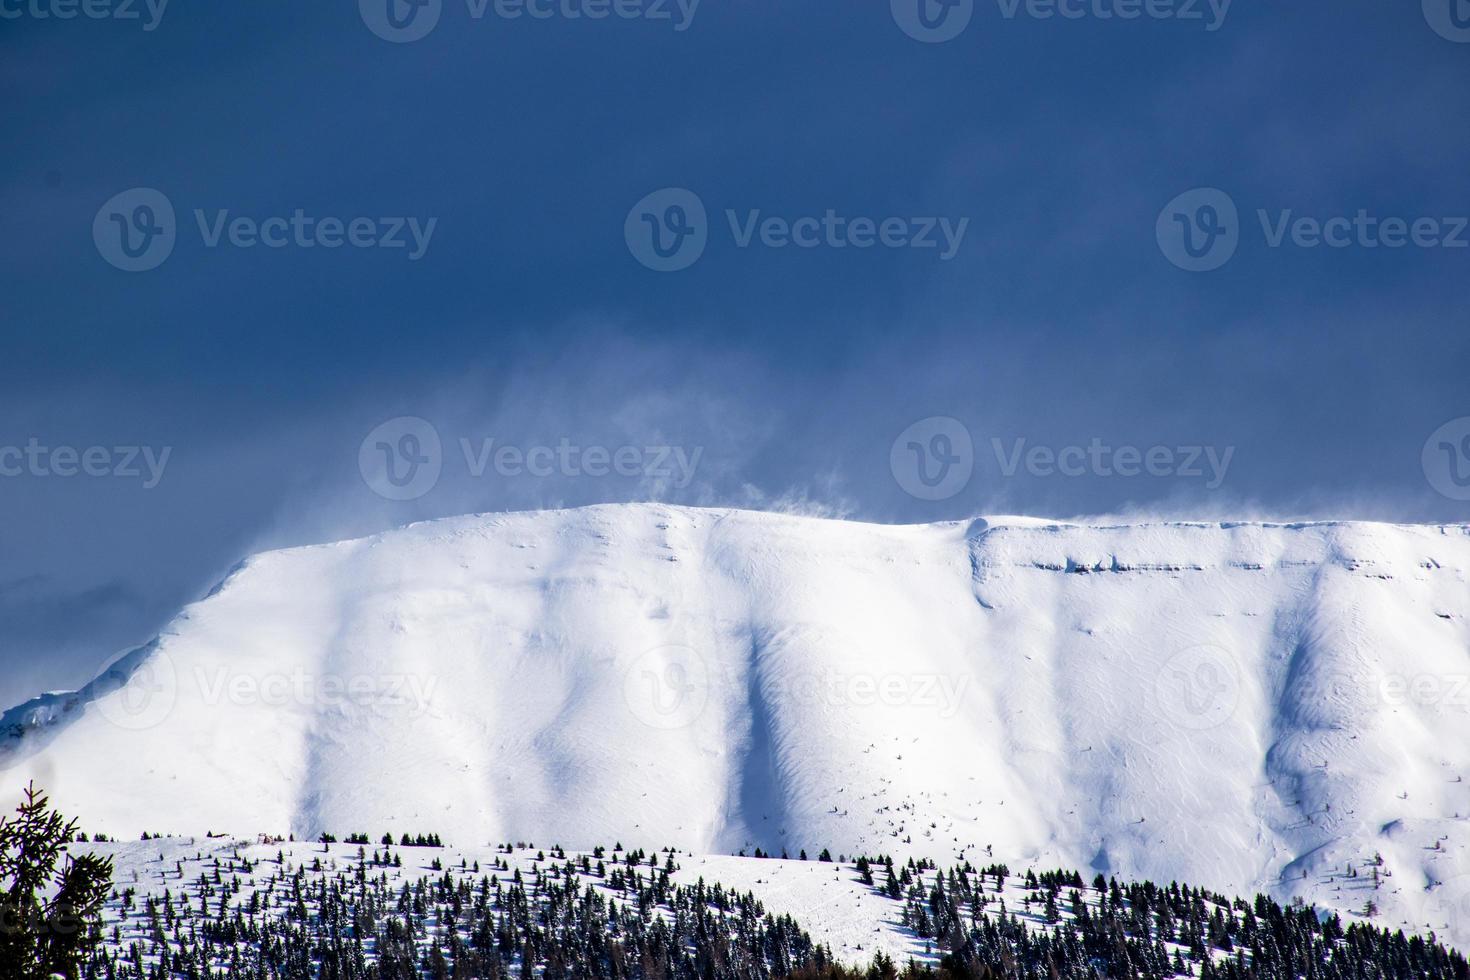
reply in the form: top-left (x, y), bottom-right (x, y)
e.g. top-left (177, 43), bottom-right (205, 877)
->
top-left (69, 836), bottom-right (1244, 970)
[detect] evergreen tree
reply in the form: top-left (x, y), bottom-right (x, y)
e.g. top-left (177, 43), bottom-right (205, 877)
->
top-left (0, 784), bottom-right (113, 980)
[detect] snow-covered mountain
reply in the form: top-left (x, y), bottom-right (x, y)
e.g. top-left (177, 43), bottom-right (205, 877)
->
top-left (3, 505), bottom-right (1469, 944)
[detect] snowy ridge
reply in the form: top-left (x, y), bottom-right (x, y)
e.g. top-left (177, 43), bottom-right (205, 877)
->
top-left (2, 505), bottom-right (1469, 945)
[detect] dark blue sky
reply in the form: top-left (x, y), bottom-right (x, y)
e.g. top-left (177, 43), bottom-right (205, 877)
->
top-left (2, 0), bottom-right (1467, 703)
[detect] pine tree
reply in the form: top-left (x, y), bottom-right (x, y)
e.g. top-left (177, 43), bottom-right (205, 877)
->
top-left (0, 783), bottom-right (114, 980)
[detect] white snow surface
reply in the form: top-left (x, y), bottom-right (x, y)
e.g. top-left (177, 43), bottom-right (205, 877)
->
top-left (89, 837), bottom-right (937, 967)
top-left (4, 504), bottom-right (1470, 945)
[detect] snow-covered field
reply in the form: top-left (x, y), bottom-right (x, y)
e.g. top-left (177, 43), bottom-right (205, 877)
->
top-left (3, 505), bottom-right (1469, 946)
top-left (79, 833), bottom-right (1442, 974)
top-left (79, 835), bottom-right (1221, 969)
top-left (88, 837), bottom-right (934, 967)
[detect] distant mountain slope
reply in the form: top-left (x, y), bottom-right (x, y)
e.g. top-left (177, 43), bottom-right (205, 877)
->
top-left (3, 505), bottom-right (1468, 945)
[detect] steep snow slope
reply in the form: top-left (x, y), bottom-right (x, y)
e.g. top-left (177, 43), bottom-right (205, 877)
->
top-left (3, 505), bottom-right (1469, 944)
